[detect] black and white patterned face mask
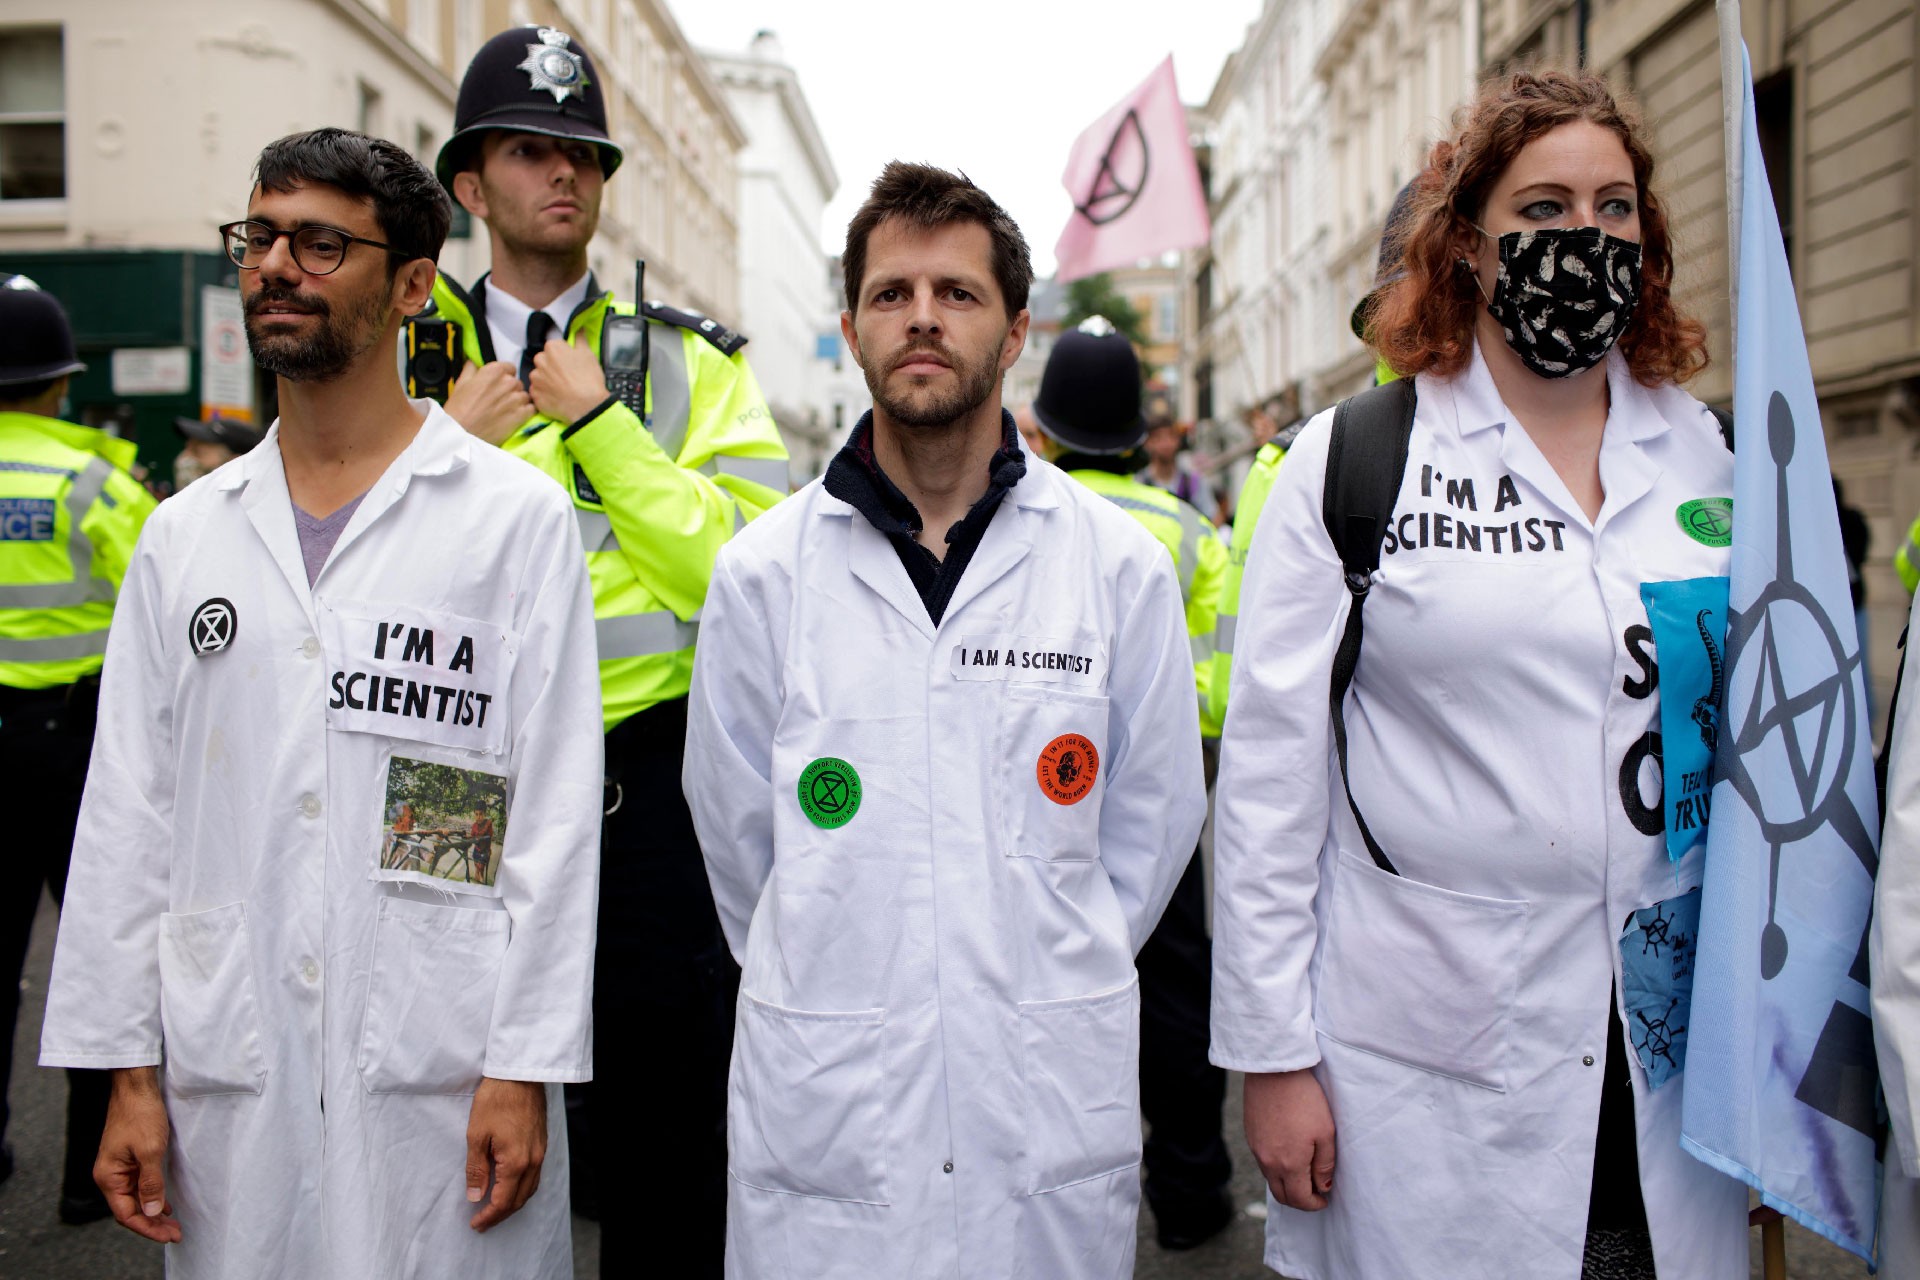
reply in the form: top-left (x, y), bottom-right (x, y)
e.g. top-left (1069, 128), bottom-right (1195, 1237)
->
top-left (1474, 226), bottom-right (1643, 378)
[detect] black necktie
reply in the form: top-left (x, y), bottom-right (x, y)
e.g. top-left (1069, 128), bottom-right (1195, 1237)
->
top-left (519, 311), bottom-right (555, 388)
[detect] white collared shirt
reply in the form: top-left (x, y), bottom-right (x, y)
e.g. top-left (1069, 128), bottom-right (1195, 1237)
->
top-left (484, 272), bottom-right (591, 371)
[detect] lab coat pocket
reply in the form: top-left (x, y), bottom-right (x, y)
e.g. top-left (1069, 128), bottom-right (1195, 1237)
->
top-left (729, 993), bottom-right (890, 1204)
top-left (359, 897), bottom-right (510, 1095)
top-left (1315, 850), bottom-right (1529, 1092)
top-left (1019, 980), bottom-right (1141, 1193)
top-left (1000, 684), bottom-right (1109, 862)
top-left (157, 904), bottom-right (268, 1097)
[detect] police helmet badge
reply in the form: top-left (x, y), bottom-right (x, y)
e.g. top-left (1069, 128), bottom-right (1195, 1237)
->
top-left (518, 28), bottom-right (589, 103)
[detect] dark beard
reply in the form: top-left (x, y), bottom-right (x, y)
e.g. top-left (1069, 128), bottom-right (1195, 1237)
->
top-left (867, 339), bottom-right (1001, 429)
top-left (245, 282), bottom-right (389, 382)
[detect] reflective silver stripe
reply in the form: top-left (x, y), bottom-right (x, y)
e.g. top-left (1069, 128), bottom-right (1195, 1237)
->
top-left (1905, 535), bottom-right (1920, 581)
top-left (734, 506), bottom-right (748, 533)
top-left (1100, 493), bottom-right (1173, 519)
top-left (0, 628), bottom-right (110, 663)
top-left (595, 610), bottom-right (699, 659)
top-left (1173, 502), bottom-right (1201, 603)
top-left (1100, 491), bottom-right (1200, 604)
top-left (701, 455), bottom-right (790, 493)
top-left (0, 460), bottom-right (76, 477)
top-left (576, 508), bottom-right (615, 554)
top-left (648, 327), bottom-right (692, 462)
top-left (1190, 632), bottom-right (1214, 664)
top-left (0, 458), bottom-right (116, 609)
top-left (1215, 612), bottom-right (1237, 656)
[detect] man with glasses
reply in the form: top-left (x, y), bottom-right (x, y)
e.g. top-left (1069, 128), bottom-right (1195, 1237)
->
top-left (39, 128), bottom-right (604, 1279)
top-left (415, 27), bottom-right (787, 1273)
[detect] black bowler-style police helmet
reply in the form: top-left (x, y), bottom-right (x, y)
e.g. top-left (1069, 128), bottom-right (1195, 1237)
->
top-left (0, 274), bottom-right (86, 387)
top-left (435, 26), bottom-right (625, 190)
top-left (1032, 319), bottom-right (1146, 455)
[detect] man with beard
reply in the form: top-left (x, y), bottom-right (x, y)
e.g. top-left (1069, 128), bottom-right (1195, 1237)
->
top-left (416, 33), bottom-right (788, 1265)
top-left (683, 162), bottom-right (1206, 1279)
top-left (39, 129), bottom-right (603, 1279)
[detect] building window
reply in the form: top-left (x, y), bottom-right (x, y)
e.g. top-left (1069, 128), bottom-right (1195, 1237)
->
top-left (408, 0), bottom-right (442, 61)
top-left (357, 80), bottom-right (383, 136)
top-left (1755, 69), bottom-right (1794, 268)
top-left (1157, 294), bottom-right (1177, 341)
top-left (0, 28), bottom-right (66, 201)
top-left (453, 0), bottom-right (483, 72)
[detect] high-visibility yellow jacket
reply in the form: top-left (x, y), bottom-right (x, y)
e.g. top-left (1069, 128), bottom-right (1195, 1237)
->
top-left (1898, 510), bottom-right (1920, 594)
top-left (1210, 361), bottom-right (1399, 726)
top-left (1208, 440), bottom-right (1287, 729)
top-left (1066, 467), bottom-right (1227, 738)
top-left (0, 410), bottom-right (154, 689)
top-left (422, 275), bottom-right (789, 730)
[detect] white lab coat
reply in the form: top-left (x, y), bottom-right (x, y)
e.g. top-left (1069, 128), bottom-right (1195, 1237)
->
top-left (41, 404), bottom-right (603, 1280)
top-left (684, 454), bottom-right (1206, 1279)
top-left (1873, 587), bottom-right (1920, 1269)
top-left (1211, 347), bottom-right (1748, 1280)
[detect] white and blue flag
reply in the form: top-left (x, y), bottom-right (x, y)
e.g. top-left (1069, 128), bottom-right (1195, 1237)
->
top-left (1679, 17), bottom-right (1882, 1262)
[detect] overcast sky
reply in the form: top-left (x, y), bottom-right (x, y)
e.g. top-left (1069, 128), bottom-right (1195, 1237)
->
top-left (666, 1), bottom-right (1263, 277)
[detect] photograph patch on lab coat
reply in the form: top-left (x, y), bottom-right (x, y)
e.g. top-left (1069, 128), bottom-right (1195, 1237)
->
top-left (1036, 733), bottom-right (1099, 805)
top-left (1618, 888), bottom-right (1699, 1090)
top-left (949, 634), bottom-right (1105, 687)
top-left (189, 598), bottom-right (238, 656)
top-left (377, 753), bottom-right (507, 892)
top-left (321, 599), bottom-right (518, 756)
top-left (1641, 576), bottom-right (1730, 860)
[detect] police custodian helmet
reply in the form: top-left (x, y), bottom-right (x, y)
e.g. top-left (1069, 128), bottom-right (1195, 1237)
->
top-left (1032, 318), bottom-right (1147, 455)
top-left (435, 26), bottom-right (625, 190)
top-left (0, 274), bottom-right (86, 387)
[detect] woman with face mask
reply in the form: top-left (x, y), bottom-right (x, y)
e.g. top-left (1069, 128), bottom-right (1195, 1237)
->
top-left (1210, 70), bottom-right (1747, 1280)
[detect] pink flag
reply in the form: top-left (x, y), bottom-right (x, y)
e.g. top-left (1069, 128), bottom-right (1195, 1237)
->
top-left (1053, 56), bottom-right (1211, 283)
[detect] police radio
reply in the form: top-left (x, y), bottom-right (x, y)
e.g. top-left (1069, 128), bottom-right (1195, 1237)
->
top-left (405, 317), bottom-right (464, 403)
top-left (600, 261), bottom-right (650, 420)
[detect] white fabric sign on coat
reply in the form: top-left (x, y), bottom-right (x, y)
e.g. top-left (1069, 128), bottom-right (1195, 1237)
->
top-left (684, 456), bottom-right (1206, 1280)
top-left (40, 404), bottom-right (605, 1280)
top-left (1210, 347), bottom-right (1749, 1280)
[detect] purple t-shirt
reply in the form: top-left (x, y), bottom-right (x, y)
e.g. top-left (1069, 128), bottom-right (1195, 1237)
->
top-left (292, 493), bottom-right (366, 586)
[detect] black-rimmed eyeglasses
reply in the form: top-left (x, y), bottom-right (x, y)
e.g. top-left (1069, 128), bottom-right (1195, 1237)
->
top-left (218, 220), bottom-right (413, 276)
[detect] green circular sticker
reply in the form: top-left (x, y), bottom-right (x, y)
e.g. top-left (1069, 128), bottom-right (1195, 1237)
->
top-left (798, 757), bottom-right (862, 829)
top-left (1676, 497), bottom-right (1733, 547)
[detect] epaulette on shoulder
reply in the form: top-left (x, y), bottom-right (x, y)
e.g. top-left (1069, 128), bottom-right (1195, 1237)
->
top-left (642, 300), bottom-right (748, 356)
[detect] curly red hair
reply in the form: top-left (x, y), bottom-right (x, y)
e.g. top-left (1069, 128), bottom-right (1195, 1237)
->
top-left (1369, 67), bottom-right (1709, 387)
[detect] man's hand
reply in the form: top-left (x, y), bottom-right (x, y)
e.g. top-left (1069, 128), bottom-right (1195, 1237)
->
top-left (444, 362), bottom-right (535, 446)
top-left (528, 330), bottom-right (612, 426)
top-left (466, 1076), bottom-right (548, 1232)
top-left (98, 1066), bottom-right (181, 1243)
top-left (1244, 1067), bottom-right (1337, 1211)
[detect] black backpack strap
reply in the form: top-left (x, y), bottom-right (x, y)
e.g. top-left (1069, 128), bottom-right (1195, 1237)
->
top-left (1710, 406), bottom-right (1735, 452)
top-left (1321, 378), bottom-right (1418, 875)
top-left (1878, 623), bottom-right (1909, 830)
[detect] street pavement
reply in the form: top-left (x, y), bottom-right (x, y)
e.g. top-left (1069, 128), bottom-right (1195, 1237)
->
top-left (2, 890), bottom-right (1870, 1278)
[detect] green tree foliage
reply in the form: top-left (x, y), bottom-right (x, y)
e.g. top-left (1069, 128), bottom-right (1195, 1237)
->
top-left (1060, 274), bottom-right (1149, 351)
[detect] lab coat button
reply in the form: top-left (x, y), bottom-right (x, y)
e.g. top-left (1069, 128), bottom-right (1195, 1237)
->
top-left (942, 1161), bottom-right (954, 1174)
top-left (1582, 1054), bottom-right (1596, 1066)
top-left (301, 636), bottom-right (320, 658)
top-left (300, 959), bottom-right (319, 984)
top-left (299, 793), bottom-right (320, 817)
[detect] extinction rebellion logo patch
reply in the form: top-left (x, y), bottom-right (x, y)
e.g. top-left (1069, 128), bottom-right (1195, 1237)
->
top-left (1036, 733), bottom-right (1099, 805)
top-left (798, 757), bottom-right (861, 829)
top-left (1676, 497), bottom-right (1734, 548)
top-left (189, 598), bottom-right (237, 656)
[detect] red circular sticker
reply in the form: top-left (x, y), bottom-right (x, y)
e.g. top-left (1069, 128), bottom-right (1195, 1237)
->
top-left (1036, 734), bottom-right (1099, 805)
